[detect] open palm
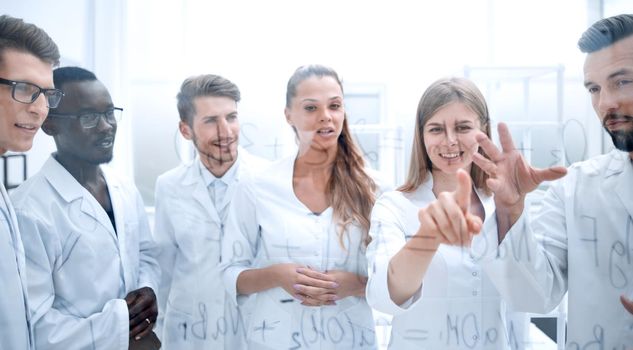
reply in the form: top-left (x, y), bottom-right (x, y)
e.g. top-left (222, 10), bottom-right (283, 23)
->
top-left (473, 123), bottom-right (567, 214)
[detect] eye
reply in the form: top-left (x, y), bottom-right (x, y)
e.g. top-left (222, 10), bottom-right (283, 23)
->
top-left (330, 103), bottom-right (341, 110)
top-left (203, 117), bottom-right (217, 124)
top-left (457, 125), bottom-right (473, 132)
top-left (227, 114), bottom-right (238, 122)
top-left (617, 79), bottom-right (633, 88)
top-left (427, 127), bottom-right (442, 133)
top-left (14, 82), bottom-right (38, 95)
top-left (587, 85), bottom-right (600, 94)
top-left (80, 113), bottom-right (100, 123)
top-left (304, 105), bottom-right (317, 112)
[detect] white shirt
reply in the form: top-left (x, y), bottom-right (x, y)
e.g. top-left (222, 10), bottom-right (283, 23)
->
top-left (366, 175), bottom-right (527, 350)
top-left (198, 156), bottom-right (237, 220)
top-left (221, 155), bottom-right (387, 350)
top-left (154, 148), bottom-right (269, 349)
top-left (11, 156), bottom-right (160, 350)
top-left (0, 182), bottom-right (32, 350)
top-left (474, 149), bottom-right (633, 348)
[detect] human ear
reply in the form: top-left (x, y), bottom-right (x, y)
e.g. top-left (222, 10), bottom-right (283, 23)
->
top-left (41, 117), bottom-right (59, 136)
top-left (284, 107), bottom-right (293, 126)
top-left (179, 121), bottom-right (193, 140)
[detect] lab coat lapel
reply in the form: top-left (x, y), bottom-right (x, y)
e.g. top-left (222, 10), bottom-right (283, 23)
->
top-left (611, 151), bottom-right (633, 219)
top-left (217, 155), bottom-right (243, 221)
top-left (185, 161), bottom-right (221, 224)
top-left (102, 168), bottom-right (133, 291)
top-left (43, 157), bottom-right (117, 240)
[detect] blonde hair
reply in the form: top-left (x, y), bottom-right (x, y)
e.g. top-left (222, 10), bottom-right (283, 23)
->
top-left (399, 77), bottom-right (491, 194)
top-left (286, 65), bottom-right (377, 246)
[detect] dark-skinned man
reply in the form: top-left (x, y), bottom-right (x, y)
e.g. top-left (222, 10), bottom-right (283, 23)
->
top-left (11, 66), bottom-right (160, 349)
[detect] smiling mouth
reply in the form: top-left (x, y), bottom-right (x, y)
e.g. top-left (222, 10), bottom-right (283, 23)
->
top-left (212, 139), bottom-right (236, 148)
top-left (15, 123), bottom-right (38, 132)
top-left (96, 136), bottom-right (115, 148)
top-left (439, 151), bottom-right (463, 159)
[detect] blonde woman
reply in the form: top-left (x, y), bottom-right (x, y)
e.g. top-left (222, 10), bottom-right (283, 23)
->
top-left (221, 65), bottom-right (384, 349)
top-left (366, 77), bottom-right (526, 349)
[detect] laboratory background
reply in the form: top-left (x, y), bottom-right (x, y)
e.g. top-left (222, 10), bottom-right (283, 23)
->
top-left (2, 0), bottom-right (631, 349)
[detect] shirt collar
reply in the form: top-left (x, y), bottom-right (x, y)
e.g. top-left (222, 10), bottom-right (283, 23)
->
top-left (197, 154), bottom-right (241, 187)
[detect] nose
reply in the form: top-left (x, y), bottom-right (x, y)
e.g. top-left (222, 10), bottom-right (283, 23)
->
top-left (319, 108), bottom-right (332, 123)
top-left (445, 129), bottom-right (458, 145)
top-left (216, 117), bottom-right (232, 138)
top-left (27, 93), bottom-right (49, 120)
top-left (95, 114), bottom-right (115, 132)
top-left (596, 89), bottom-right (619, 116)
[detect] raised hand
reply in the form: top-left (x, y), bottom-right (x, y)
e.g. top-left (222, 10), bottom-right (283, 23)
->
top-left (473, 123), bottom-right (567, 234)
top-left (417, 169), bottom-right (483, 248)
top-left (125, 287), bottom-right (158, 340)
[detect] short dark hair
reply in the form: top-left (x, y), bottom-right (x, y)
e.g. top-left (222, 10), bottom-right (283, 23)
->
top-left (0, 14), bottom-right (60, 66)
top-left (176, 74), bottom-right (240, 125)
top-left (53, 66), bottom-right (97, 91)
top-left (578, 14), bottom-right (633, 53)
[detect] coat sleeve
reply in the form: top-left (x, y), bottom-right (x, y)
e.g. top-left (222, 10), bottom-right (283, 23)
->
top-left (220, 180), bottom-right (260, 306)
top-left (365, 193), bottom-right (423, 316)
top-left (15, 209), bottom-right (129, 350)
top-left (152, 177), bottom-right (177, 335)
top-left (476, 181), bottom-right (569, 314)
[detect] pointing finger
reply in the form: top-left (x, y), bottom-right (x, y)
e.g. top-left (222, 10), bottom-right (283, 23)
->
top-left (454, 169), bottom-right (472, 213)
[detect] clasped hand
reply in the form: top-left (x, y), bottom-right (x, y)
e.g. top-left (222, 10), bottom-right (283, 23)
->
top-left (125, 286), bottom-right (158, 340)
top-left (276, 263), bottom-right (366, 307)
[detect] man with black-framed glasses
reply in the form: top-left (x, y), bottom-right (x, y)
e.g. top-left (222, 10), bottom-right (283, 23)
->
top-left (10, 66), bottom-right (161, 350)
top-left (0, 14), bottom-right (60, 350)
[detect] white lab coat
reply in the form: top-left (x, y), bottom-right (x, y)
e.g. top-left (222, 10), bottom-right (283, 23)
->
top-left (10, 156), bottom-right (160, 350)
top-left (0, 182), bottom-right (32, 350)
top-left (366, 175), bottom-right (527, 350)
top-left (154, 148), bottom-right (268, 349)
top-left (221, 155), bottom-right (387, 350)
top-left (474, 149), bottom-right (633, 348)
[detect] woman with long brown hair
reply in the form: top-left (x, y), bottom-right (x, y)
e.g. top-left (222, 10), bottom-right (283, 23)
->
top-left (221, 65), bottom-right (383, 349)
top-left (366, 77), bottom-right (526, 349)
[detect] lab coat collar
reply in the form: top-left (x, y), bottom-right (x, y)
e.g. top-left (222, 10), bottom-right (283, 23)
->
top-left (188, 162), bottom-right (221, 224)
top-left (184, 149), bottom-right (246, 224)
top-left (42, 156), bottom-right (118, 239)
top-left (609, 150), bottom-right (633, 219)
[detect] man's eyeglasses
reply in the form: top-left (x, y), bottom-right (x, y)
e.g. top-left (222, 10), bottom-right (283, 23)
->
top-left (48, 107), bottom-right (123, 129)
top-left (0, 77), bottom-right (64, 108)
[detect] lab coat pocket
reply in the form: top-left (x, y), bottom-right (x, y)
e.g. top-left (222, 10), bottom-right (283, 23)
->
top-left (162, 304), bottom-right (209, 348)
top-left (245, 288), bottom-right (294, 348)
top-left (174, 213), bottom-right (222, 265)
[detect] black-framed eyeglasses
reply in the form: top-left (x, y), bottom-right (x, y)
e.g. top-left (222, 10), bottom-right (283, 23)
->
top-left (48, 107), bottom-right (123, 129)
top-left (0, 77), bottom-right (64, 108)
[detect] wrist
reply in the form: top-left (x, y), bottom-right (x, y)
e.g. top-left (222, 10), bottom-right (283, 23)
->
top-left (410, 231), bottom-right (440, 253)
